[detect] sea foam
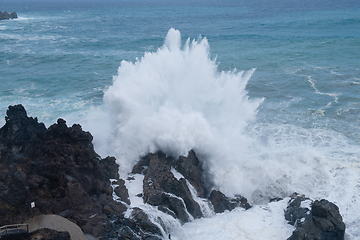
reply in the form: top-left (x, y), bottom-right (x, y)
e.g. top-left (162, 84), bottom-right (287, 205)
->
top-left (98, 28), bottom-right (262, 197)
top-left (90, 30), bottom-right (360, 237)
top-left (85, 30), bottom-right (360, 228)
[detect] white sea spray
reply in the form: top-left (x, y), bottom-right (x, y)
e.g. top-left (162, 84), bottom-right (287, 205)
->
top-left (100, 28), bottom-right (263, 197)
top-left (85, 28), bottom-right (360, 239)
top-left (2, 2), bottom-right (360, 238)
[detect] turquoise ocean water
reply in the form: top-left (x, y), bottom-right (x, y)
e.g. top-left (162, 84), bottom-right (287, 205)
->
top-left (1, 0), bottom-right (360, 239)
top-left (1, 0), bottom-right (359, 133)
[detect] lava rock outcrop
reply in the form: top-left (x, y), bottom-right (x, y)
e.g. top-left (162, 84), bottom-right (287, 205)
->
top-left (0, 11), bottom-right (17, 20)
top-left (0, 105), bottom-right (127, 238)
top-left (285, 194), bottom-right (345, 240)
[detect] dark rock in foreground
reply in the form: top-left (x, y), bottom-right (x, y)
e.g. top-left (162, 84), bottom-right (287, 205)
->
top-left (31, 228), bottom-right (71, 240)
top-left (108, 208), bottom-right (163, 240)
top-left (0, 105), bottom-right (127, 238)
top-left (0, 228), bottom-right (71, 240)
top-left (0, 104), bottom-right (251, 239)
top-left (2, 104), bottom-right (346, 239)
top-left (286, 194), bottom-right (345, 240)
top-left (133, 150), bottom-right (251, 224)
top-left (0, 11), bottom-right (17, 20)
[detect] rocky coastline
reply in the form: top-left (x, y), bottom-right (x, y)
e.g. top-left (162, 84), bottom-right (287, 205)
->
top-left (0, 11), bottom-right (17, 20)
top-left (0, 105), bottom-right (346, 239)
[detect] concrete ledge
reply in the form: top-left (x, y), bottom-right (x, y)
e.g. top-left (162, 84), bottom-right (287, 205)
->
top-left (27, 215), bottom-right (87, 240)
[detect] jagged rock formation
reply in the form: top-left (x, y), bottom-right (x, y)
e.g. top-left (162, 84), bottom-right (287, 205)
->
top-left (0, 11), bottom-right (17, 20)
top-left (0, 104), bottom-right (252, 239)
top-left (133, 150), bottom-right (251, 224)
top-left (0, 105), bottom-right (127, 238)
top-left (285, 193), bottom-right (346, 240)
top-left (285, 193), bottom-right (312, 226)
top-left (108, 208), bottom-right (163, 240)
top-left (5, 104), bottom-right (346, 240)
top-left (135, 151), bottom-right (203, 223)
top-left (208, 190), bottom-right (251, 213)
top-left (176, 151), bottom-right (206, 198)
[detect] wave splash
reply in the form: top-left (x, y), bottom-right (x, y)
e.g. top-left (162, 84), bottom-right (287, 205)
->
top-left (101, 28), bottom-right (262, 196)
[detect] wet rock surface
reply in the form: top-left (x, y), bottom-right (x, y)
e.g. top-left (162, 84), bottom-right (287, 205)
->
top-left (105, 207), bottom-right (164, 240)
top-left (134, 150), bottom-right (251, 224)
top-left (0, 105), bottom-right (347, 239)
top-left (140, 151), bottom-right (203, 223)
top-left (0, 11), bottom-right (17, 20)
top-left (175, 150), bottom-right (206, 198)
top-left (285, 193), bottom-right (312, 226)
top-left (208, 190), bottom-right (251, 213)
top-left (1, 105), bottom-right (239, 239)
top-left (113, 179), bottom-right (131, 205)
top-left (286, 194), bottom-right (345, 240)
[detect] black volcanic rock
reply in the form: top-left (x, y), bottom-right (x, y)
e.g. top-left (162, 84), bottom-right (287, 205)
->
top-left (0, 104), bottom-right (47, 148)
top-left (285, 193), bottom-right (312, 226)
top-left (9, 12), bottom-right (17, 19)
top-left (208, 190), bottom-right (251, 213)
top-left (101, 156), bottom-right (120, 180)
top-left (114, 179), bottom-right (131, 205)
top-left (141, 152), bottom-right (203, 223)
top-left (0, 104), bottom-right (255, 239)
top-left (0, 11), bottom-right (17, 20)
top-left (286, 196), bottom-right (345, 240)
top-left (0, 105), bottom-right (127, 238)
top-left (135, 150), bottom-right (252, 224)
top-left (128, 207), bottom-right (163, 238)
top-left (0, 11), bottom-right (10, 20)
top-left (108, 208), bottom-right (163, 240)
top-left (175, 150), bottom-right (206, 198)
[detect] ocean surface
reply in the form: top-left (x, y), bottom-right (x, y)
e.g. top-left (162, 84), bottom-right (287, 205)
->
top-left (1, 0), bottom-right (360, 239)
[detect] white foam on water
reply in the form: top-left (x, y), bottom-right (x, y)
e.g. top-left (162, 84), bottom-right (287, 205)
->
top-left (306, 75), bottom-right (340, 103)
top-left (170, 199), bottom-right (294, 240)
top-left (15, 17), bottom-right (32, 21)
top-left (242, 122), bottom-right (360, 239)
top-left (123, 173), bottom-right (186, 239)
top-left (84, 28), bottom-right (360, 239)
top-left (124, 174), bottom-right (145, 207)
top-left (185, 180), bottom-right (214, 218)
